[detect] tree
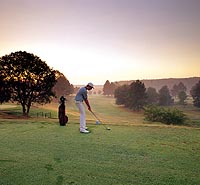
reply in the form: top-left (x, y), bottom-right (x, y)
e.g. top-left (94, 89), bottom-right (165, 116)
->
top-left (126, 80), bottom-right (147, 110)
top-left (53, 70), bottom-right (74, 98)
top-left (171, 82), bottom-right (187, 98)
top-left (190, 80), bottom-right (200, 108)
top-left (114, 84), bottom-right (129, 105)
top-left (178, 91), bottom-right (187, 105)
top-left (146, 87), bottom-right (159, 105)
top-left (110, 82), bottom-right (117, 95)
top-left (177, 82), bottom-right (187, 93)
top-left (171, 84), bottom-right (178, 97)
top-left (103, 80), bottom-right (117, 96)
top-left (158, 85), bottom-right (173, 106)
top-left (103, 80), bottom-right (111, 95)
top-left (0, 51), bottom-right (56, 116)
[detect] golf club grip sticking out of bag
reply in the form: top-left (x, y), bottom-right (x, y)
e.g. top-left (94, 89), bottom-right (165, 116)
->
top-left (90, 110), bottom-right (110, 130)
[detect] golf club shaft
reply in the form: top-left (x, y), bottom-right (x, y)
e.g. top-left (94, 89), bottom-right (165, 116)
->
top-left (90, 111), bottom-right (109, 129)
top-left (90, 111), bottom-right (99, 120)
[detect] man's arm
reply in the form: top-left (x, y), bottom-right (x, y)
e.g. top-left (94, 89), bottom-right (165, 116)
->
top-left (84, 99), bottom-right (91, 111)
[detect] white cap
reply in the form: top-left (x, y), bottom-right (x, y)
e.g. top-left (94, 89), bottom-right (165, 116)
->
top-left (87, 82), bottom-right (94, 88)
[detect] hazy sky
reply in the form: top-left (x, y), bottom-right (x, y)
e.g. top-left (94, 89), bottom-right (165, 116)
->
top-left (1, 0), bottom-right (200, 85)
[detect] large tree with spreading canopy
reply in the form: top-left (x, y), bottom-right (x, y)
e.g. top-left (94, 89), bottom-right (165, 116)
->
top-left (0, 51), bottom-right (57, 116)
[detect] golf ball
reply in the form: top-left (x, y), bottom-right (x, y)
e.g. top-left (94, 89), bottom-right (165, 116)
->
top-left (96, 121), bottom-right (100, 124)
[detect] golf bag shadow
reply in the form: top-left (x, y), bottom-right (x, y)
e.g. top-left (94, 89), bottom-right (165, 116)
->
top-left (58, 96), bottom-right (68, 126)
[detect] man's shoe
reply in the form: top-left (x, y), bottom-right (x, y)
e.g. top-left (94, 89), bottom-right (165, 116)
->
top-left (85, 127), bottom-right (88, 130)
top-left (80, 130), bottom-right (90, 134)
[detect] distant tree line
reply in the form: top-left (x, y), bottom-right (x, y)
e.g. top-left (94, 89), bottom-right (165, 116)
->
top-left (101, 79), bottom-right (200, 125)
top-left (116, 77), bottom-right (200, 94)
top-left (110, 80), bottom-right (200, 110)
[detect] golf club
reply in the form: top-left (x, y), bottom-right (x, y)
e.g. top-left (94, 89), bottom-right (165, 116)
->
top-left (90, 110), bottom-right (111, 130)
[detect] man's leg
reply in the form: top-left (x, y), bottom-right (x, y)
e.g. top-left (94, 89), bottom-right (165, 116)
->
top-left (76, 102), bottom-right (86, 132)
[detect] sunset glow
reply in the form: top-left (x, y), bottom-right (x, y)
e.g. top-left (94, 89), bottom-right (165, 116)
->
top-left (1, 0), bottom-right (200, 85)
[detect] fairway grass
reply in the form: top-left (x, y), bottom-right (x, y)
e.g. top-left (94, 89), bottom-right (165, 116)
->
top-left (0, 96), bottom-right (200, 184)
top-left (0, 119), bottom-right (200, 185)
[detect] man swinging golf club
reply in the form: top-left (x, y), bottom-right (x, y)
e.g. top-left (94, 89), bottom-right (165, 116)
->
top-left (75, 82), bottom-right (94, 134)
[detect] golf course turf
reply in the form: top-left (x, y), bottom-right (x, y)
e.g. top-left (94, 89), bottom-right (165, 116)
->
top-left (0, 96), bottom-right (200, 185)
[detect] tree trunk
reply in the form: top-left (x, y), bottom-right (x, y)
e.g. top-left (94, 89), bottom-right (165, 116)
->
top-left (22, 104), bottom-right (28, 117)
top-left (27, 104), bottom-right (30, 115)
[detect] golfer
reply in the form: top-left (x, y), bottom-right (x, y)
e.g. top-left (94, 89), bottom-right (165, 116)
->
top-left (75, 82), bottom-right (94, 133)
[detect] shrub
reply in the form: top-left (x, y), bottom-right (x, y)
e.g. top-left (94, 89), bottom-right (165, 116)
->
top-left (144, 105), bottom-right (187, 125)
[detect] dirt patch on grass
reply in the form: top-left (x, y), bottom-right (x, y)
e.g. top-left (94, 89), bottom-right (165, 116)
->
top-left (0, 111), bottom-right (28, 119)
top-left (0, 105), bottom-right (17, 109)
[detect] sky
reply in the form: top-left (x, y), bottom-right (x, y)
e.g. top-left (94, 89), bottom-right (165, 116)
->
top-left (0, 0), bottom-right (200, 85)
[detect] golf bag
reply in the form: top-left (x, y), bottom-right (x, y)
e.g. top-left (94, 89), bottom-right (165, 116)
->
top-left (58, 96), bottom-right (68, 126)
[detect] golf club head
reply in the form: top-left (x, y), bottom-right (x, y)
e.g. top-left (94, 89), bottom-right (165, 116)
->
top-left (96, 120), bottom-right (100, 124)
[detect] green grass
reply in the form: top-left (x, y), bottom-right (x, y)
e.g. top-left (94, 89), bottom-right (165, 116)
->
top-left (0, 96), bottom-right (200, 185)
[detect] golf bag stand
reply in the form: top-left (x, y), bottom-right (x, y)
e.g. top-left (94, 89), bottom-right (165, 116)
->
top-left (58, 96), bottom-right (68, 126)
